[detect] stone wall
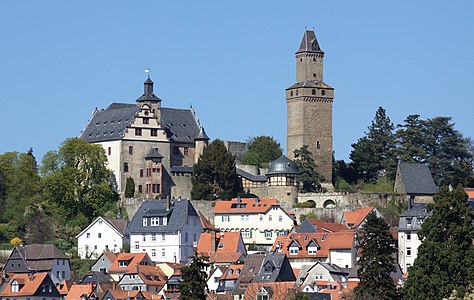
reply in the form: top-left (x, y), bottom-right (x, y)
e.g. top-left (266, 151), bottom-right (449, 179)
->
top-left (171, 173), bottom-right (193, 200)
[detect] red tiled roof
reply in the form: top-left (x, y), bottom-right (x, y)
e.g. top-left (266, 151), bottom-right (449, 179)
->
top-left (219, 264), bottom-right (244, 280)
top-left (465, 188), bottom-right (474, 199)
top-left (344, 207), bottom-right (375, 228)
top-left (65, 284), bottom-right (94, 300)
top-left (196, 232), bottom-right (246, 263)
top-left (56, 279), bottom-right (73, 296)
top-left (214, 198), bottom-right (279, 214)
top-left (109, 252), bottom-right (151, 274)
top-left (306, 218), bottom-right (349, 232)
top-left (0, 273), bottom-right (49, 297)
top-left (106, 289), bottom-right (146, 300)
top-left (130, 265), bottom-right (166, 287)
top-left (243, 282), bottom-right (298, 300)
top-left (197, 211), bottom-right (218, 232)
top-left (271, 231), bottom-right (355, 258)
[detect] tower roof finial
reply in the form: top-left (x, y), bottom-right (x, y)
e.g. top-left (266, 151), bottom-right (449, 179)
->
top-left (145, 68), bottom-right (151, 78)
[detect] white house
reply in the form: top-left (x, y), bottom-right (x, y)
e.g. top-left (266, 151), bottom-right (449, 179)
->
top-left (128, 198), bottom-right (202, 264)
top-left (76, 217), bottom-right (128, 259)
top-left (398, 203), bottom-right (431, 273)
top-left (213, 197), bottom-right (295, 247)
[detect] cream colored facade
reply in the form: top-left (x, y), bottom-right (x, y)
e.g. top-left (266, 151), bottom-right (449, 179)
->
top-left (398, 230), bottom-right (422, 274)
top-left (214, 206), bottom-right (294, 247)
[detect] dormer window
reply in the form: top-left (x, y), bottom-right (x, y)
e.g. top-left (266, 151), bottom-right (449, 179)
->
top-left (151, 217), bottom-right (158, 226)
top-left (264, 263), bottom-right (274, 273)
top-left (143, 218), bottom-right (147, 226)
top-left (11, 280), bottom-right (19, 293)
top-left (163, 217), bottom-right (168, 225)
top-left (289, 246), bottom-right (299, 255)
top-left (218, 243), bottom-right (224, 249)
top-left (118, 260), bottom-right (129, 267)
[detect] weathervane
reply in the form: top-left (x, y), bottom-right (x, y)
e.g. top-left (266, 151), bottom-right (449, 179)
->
top-left (145, 68), bottom-right (151, 78)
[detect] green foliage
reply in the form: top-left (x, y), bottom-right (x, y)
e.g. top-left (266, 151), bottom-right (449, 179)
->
top-left (191, 139), bottom-right (242, 200)
top-left (402, 186), bottom-right (474, 299)
top-left (125, 177), bottom-right (135, 198)
top-left (290, 292), bottom-right (309, 300)
top-left (70, 258), bottom-right (95, 282)
top-left (296, 202), bottom-right (316, 208)
top-left (374, 196), bottom-right (406, 227)
top-left (180, 255), bottom-right (210, 300)
top-left (299, 211), bottom-right (318, 223)
top-left (41, 138), bottom-right (118, 227)
top-left (360, 175), bottom-right (394, 193)
top-left (0, 223), bottom-right (16, 244)
top-left (294, 145), bottom-right (324, 193)
top-left (350, 107), bottom-right (397, 182)
top-left (24, 204), bottom-right (55, 244)
top-left (354, 212), bottom-right (399, 300)
top-left (241, 136), bottom-right (282, 168)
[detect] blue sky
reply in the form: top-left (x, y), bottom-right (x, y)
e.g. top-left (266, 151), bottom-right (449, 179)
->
top-left (1, 1), bottom-right (473, 162)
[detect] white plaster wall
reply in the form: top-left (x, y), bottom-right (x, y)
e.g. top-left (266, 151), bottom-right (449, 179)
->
top-left (329, 249), bottom-right (354, 268)
top-left (77, 220), bottom-right (123, 259)
top-left (398, 230), bottom-right (422, 273)
top-left (214, 206), bottom-right (294, 245)
top-left (97, 140), bottom-right (122, 188)
top-left (207, 268), bottom-right (224, 292)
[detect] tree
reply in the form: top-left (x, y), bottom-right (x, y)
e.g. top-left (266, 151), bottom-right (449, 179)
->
top-left (354, 212), bottom-right (399, 300)
top-left (402, 186), bottom-right (474, 299)
top-left (124, 177), bottom-right (135, 198)
top-left (241, 136), bottom-right (283, 168)
top-left (395, 114), bottom-right (426, 163)
top-left (294, 145), bottom-right (324, 193)
top-left (41, 138), bottom-right (118, 227)
top-left (24, 204), bottom-right (55, 244)
top-left (290, 292), bottom-right (309, 300)
top-left (350, 107), bottom-right (397, 182)
top-left (191, 139), bottom-right (242, 200)
top-left (179, 255), bottom-right (210, 300)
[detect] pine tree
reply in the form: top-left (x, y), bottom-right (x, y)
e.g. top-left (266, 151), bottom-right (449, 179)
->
top-left (350, 107), bottom-right (397, 182)
top-left (191, 139), bottom-right (242, 200)
top-left (396, 114), bottom-right (426, 163)
top-left (402, 186), bottom-right (474, 299)
top-left (354, 212), bottom-right (399, 300)
top-left (179, 255), bottom-right (210, 300)
top-left (294, 145), bottom-right (324, 193)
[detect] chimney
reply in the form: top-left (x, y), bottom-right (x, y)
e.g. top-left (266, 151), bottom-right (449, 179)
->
top-left (211, 231), bottom-right (216, 254)
top-left (166, 195), bottom-right (171, 211)
top-left (237, 196), bottom-right (241, 204)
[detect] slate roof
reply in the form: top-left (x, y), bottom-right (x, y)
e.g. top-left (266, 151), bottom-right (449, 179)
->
top-left (234, 254), bottom-right (265, 295)
top-left (236, 168), bottom-right (267, 182)
top-left (286, 81), bottom-right (333, 90)
top-left (128, 199), bottom-right (199, 234)
top-left (254, 253), bottom-right (295, 283)
top-left (195, 126), bottom-right (209, 141)
top-left (80, 271), bottom-right (114, 285)
top-left (295, 218), bottom-right (348, 233)
top-left (267, 155), bottom-right (299, 175)
top-left (397, 163), bottom-right (439, 195)
top-left (80, 105), bottom-right (202, 144)
top-left (145, 147), bottom-right (164, 160)
top-left (398, 203), bottom-right (431, 232)
top-left (296, 29), bottom-right (324, 54)
top-left (170, 165), bottom-right (193, 173)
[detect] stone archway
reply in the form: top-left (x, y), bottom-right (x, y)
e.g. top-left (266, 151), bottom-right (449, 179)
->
top-left (323, 199), bottom-right (336, 209)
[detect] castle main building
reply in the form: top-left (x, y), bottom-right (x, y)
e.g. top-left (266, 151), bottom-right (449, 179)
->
top-left (286, 29), bottom-right (334, 185)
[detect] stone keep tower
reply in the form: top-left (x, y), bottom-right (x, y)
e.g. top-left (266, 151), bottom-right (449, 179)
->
top-left (286, 29), bottom-right (334, 185)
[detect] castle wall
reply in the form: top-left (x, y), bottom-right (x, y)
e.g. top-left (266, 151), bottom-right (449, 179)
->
top-left (171, 173), bottom-right (193, 200)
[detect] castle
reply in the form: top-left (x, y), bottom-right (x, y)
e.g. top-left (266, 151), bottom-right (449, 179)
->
top-left (80, 28), bottom-right (333, 204)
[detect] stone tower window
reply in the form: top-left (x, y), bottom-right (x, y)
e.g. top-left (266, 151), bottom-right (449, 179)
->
top-left (313, 73), bottom-right (316, 78)
top-left (313, 58), bottom-right (316, 61)
top-left (143, 118), bottom-right (149, 124)
top-left (124, 163), bottom-right (129, 173)
top-left (312, 89), bottom-right (316, 95)
top-left (295, 90), bottom-right (299, 96)
top-left (129, 146), bottom-right (133, 155)
top-left (290, 91), bottom-right (293, 96)
top-left (317, 141), bottom-right (320, 149)
top-left (321, 90), bottom-right (326, 96)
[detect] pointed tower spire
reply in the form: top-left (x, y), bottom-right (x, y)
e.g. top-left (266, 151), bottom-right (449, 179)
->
top-left (195, 126), bottom-right (209, 141)
top-left (296, 29), bottom-right (324, 54)
top-left (136, 77), bottom-right (162, 103)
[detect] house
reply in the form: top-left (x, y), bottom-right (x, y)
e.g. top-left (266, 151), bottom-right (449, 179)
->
top-left (65, 284), bottom-right (96, 300)
top-left (0, 273), bottom-right (60, 300)
top-left (398, 203), bottom-right (431, 274)
top-left (297, 262), bottom-right (350, 293)
top-left (3, 244), bottom-right (71, 284)
top-left (80, 271), bottom-right (115, 285)
top-left (253, 253), bottom-right (295, 283)
top-left (394, 163), bottom-right (439, 205)
top-left (213, 197), bottom-right (295, 247)
top-left (233, 254), bottom-right (265, 297)
top-left (101, 289), bottom-right (147, 300)
top-left (197, 211), bottom-right (218, 233)
top-left (242, 282), bottom-right (299, 300)
top-left (128, 198), bottom-right (202, 264)
top-left (108, 253), bottom-right (153, 282)
top-left (215, 264), bottom-right (244, 295)
top-left (207, 267), bottom-right (227, 293)
top-left (80, 76), bottom-right (210, 203)
top-left (295, 218), bottom-right (349, 234)
top-left (342, 206), bottom-right (382, 230)
top-left (117, 265), bottom-right (166, 295)
top-left (196, 232), bottom-right (247, 265)
top-left (90, 252), bottom-right (117, 274)
top-left (272, 231), bottom-right (356, 269)
top-left (76, 217), bottom-right (128, 259)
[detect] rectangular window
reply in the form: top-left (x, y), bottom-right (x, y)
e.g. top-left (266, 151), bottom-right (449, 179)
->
top-left (193, 233), bottom-right (197, 242)
top-left (147, 168), bottom-right (152, 177)
top-left (138, 185), bottom-right (143, 193)
top-left (62, 271), bottom-right (65, 279)
top-left (151, 129), bottom-right (158, 136)
top-left (289, 248), bottom-right (298, 255)
top-left (242, 231), bottom-right (251, 239)
top-left (135, 128), bottom-right (142, 136)
top-left (406, 218), bottom-right (412, 226)
top-left (223, 215), bottom-right (230, 222)
top-left (151, 217), bottom-right (158, 226)
top-left (184, 147), bottom-right (189, 156)
top-left (142, 235), bottom-right (146, 242)
top-left (140, 169), bottom-right (144, 177)
top-left (86, 233), bottom-right (90, 238)
top-left (407, 233), bottom-right (411, 240)
top-left (241, 214), bottom-right (245, 222)
top-left (129, 146), bottom-right (133, 155)
top-left (407, 247), bottom-right (412, 256)
top-left (161, 248), bottom-right (165, 258)
top-left (98, 233), bottom-right (102, 238)
top-left (151, 249), bottom-right (156, 257)
top-left (163, 217), bottom-right (168, 225)
top-left (162, 233), bottom-right (166, 241)
top-left (259, 215), bottom-right (263, 222)
top-left (108, 147), bottom-right (111, 155)
top-left (151, 234), bottom-right (156, 242)
top-left (143, 218), bottom-right (147, 226)
top-left (152, 184), bottom-right (160, 193)
top-left (308, 248), bottom-right (317, 254)
top-left (264, 231), bottom-right (272, 238)
top-left (185, 233), bottom-right (188, 242)
top-left (124, 163), bottom-right (129, 172)
top-left (279, 215), bottom-right (283, 222)
top-left (143, 118), bottom-right (149, 124)
top-left (269, 215), bottom-right (273, 222)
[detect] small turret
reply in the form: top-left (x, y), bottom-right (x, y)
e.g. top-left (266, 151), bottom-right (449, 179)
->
top-left (194, 126), bottom-right (209, 163)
